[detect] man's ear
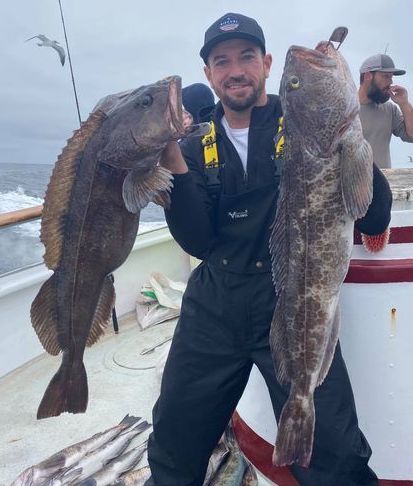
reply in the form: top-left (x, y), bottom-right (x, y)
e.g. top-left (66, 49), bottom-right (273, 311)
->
top-left (204, 64), bottom-right (212, 84)
top-left (365, 72), bottom-right (373, 83)
top-left (264, 53), bottom-right (272, 79)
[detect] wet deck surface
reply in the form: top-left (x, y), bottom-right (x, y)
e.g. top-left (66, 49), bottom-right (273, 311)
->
top-left (0, 315), bottom-right (166, 484)
top-left (0, 314), bottom-right (273, 485)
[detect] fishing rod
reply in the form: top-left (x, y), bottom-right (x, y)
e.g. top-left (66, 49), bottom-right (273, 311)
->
top-left (57, 0), bottom-right (82, 126)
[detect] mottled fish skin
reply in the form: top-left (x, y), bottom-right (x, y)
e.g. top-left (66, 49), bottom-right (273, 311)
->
top-left (10, 415), bottom-right (141, 486)
top-left (58, 421), bottom-right (150, 482)
top-left (30, 76), bottom-right (183, 419)
top-left (241, 463), bottom-right (258, 486)
top-left (203, 440), bottom-right (230, 485)
top-left (208, 450), bottom-right (248, 486)
top-left (269, 39), bottom-right (373, 467)
top-left (77, 442), bottom-right (147, 486)
top-left (114, 465), bottom-right (152, 486)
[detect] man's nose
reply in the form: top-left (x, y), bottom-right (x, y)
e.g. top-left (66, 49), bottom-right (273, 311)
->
top-left (228, 62), bottom-right (245, 79)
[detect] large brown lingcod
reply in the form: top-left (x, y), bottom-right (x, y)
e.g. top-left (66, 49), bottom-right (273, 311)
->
top-left (269, 41), bottom-right (373, 466)
top-left (31, 76), bottom-right (183, 419)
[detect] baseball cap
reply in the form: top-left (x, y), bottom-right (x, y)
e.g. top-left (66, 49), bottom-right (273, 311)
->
top-left (200, 13), bottom-right (266, 64)
top-left (359, 54), bottom-right (406, 75)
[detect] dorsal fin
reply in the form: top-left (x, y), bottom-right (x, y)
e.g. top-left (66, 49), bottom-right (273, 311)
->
top-left (41, 110), bottom-right (107, 269)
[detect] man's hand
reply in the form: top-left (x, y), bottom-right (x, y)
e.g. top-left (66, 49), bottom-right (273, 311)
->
top-left (390, 85), bottom-right (413, 137)
top-left (389, 85), bottom-right (409, 107)
top-left (159, 141), bottom-right (189, 174)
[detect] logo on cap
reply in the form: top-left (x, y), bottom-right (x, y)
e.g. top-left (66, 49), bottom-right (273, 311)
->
top-left (219, 16), bottom-right (240, 32)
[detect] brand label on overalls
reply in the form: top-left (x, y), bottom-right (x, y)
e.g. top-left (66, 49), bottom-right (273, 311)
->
top-left (228, 209), bottom-right (248, 220)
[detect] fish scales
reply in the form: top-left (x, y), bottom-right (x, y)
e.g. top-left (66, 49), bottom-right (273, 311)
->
top-left (10, 415), bottom-right (141, 485)
top-left (269, 39), bottom-right (373, 467)
top-left (30, 76), bottom-right (183, 419)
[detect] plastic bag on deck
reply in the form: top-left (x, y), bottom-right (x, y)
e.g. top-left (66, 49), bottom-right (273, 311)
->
top-left (136, 272), bottom-right (186, 330)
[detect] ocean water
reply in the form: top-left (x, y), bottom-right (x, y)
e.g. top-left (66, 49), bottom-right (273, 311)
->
top-left (0, 162), bottom-right (166, 275)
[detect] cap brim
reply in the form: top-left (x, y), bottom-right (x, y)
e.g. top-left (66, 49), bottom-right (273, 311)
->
top-left (379, 68), bottom-right (406, 75)
top-left (361, 68), bottom-right (406, 75)
top-left (200, 32), bottom-right (265, 63)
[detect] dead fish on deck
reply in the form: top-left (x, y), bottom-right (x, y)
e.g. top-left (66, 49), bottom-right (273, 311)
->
top-left (30, 76), bottom-right (184, 419)
top-left (269, 35), bottom-right (373, 467)
top-left (207, 425), bottom-right (248, 486)
top-left (241, 463), bottom-right (258, 486)
top-left (57, 420), bottom-right (150, 483)
top-left (208, 449), bottom-right (248, 486)
top-left (77, 441), bottom-right (147, 486)
top-left (114, 465), bottom-right (152, 485)
top-left (10, 415), bottom-right (141, 485)
top-left (203, 440), bottom-right (230, 485)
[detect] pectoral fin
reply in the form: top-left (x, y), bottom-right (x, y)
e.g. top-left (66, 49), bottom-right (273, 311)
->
top-left (340, 128), bottom-right (373, 220)
top-left (122, 166), bottom-right (174, 213)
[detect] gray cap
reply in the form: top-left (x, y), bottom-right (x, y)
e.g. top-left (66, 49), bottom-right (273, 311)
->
top-left (359, 54), bottom-right (406, 75)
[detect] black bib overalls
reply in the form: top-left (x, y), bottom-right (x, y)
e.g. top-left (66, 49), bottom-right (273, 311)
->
top-left (148, 104), bottom-right (378, 486)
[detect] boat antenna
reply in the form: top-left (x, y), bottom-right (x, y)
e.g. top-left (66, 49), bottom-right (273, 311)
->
top-left (384, 43), bottom-right (389, 54)
top-left (57, 0), bottom-right (82, 126)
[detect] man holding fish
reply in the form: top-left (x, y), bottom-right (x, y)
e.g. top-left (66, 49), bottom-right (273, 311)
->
top-left (147, 12), bottom-right (392, 485)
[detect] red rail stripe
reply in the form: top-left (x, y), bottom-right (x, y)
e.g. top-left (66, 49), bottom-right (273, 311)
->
top-left (354, 227), bottom-right (413, 245)
top-left (345, 259), bottom-right (413, 283)
top-left (232, 411), bottom-right (413, 485)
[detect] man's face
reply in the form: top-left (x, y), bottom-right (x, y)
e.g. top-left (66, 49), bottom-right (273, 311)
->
top-left (367, 71), bottom-right (393, 104)
top-left (204, 38), bottom-right (272, 112)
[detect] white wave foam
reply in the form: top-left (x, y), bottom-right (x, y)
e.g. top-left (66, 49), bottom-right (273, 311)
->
top-left (0, 187), bottom-right (43, 213)
top-left (0, 188), bottom-right (43, 238)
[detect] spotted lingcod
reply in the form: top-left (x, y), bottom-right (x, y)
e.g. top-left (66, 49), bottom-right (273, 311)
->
top-left (269, 41), bottom-right (374, 466)
top-left (31, 76), bottom-right (183, 419)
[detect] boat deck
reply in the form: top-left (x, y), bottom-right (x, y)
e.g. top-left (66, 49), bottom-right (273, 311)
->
top-left (0, 313), bottom-right (272, 485)
top-left (0, 314), bottom-right (170, 484)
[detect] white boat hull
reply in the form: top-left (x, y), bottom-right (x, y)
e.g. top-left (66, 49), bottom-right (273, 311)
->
top-left (235, 208), bottom-right (413, 484)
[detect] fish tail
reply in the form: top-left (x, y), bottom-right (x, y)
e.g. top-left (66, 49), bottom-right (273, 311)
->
top-left (67, 360), bottom-right (88, 413)
top-left (272, 391), bottom-right (315, 468)
top-left (37, 359), bottom-right (88, 419)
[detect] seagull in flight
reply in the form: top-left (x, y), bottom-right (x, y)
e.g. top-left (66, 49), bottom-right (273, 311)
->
top-left (25, 34), bottom-right (66, 66)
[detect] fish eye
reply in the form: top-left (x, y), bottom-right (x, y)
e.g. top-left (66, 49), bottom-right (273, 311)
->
top-left (289, 76), bottom-right (300, 89)
top-left (141, 94), bottom-right (153, 107)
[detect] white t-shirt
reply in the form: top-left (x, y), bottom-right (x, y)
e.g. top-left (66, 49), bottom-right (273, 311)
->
top-left (221, 116), bottom-right (249, 172)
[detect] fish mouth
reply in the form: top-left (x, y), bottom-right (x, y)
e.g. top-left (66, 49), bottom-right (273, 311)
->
top-left (166, 76), bottom-right (184, 138)
top-left (289, 44), bottom-right (337, 68)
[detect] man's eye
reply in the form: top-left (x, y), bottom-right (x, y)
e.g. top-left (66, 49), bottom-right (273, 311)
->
top-left (241, 54), bottom-right (255, 61)
top-left (141, 94), bottom-right (153, 107)
top-left (214, 59), bottom-right (228, 67)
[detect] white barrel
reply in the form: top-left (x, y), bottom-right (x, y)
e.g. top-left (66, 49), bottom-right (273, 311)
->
top-left (235, 169), bottom-right (413, 484)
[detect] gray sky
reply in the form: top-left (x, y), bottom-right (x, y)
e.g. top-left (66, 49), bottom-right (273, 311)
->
top-left (1, 0), bottom-right (412, 167)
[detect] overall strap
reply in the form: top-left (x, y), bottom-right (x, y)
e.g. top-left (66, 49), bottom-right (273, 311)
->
top-left (201, 116), bottom-right (285, 192)
top-left (202, 120), bottom-right (221, 193)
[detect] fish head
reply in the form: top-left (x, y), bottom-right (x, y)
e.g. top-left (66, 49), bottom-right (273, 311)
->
top-left (95, 76), bottom-right (184, 171)
top-left (280, 41), bottom-right (359, 157)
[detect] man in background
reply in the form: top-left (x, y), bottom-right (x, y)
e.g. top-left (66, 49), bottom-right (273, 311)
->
top-left (182, 83), bottom-right (215, 124)
top-left (359, 53), bottom-right (413, 168)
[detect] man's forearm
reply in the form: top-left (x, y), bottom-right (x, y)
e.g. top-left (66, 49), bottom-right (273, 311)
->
top-left (160, 141), bottom-right (189, 174)
top-left (399, 101), bottom-right (413, 138)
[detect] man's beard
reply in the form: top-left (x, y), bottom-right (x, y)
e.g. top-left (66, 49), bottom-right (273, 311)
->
top-left (219, 76), bottom-right (265, 111)
top-left (367, 78), bottom-right (390, 104)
